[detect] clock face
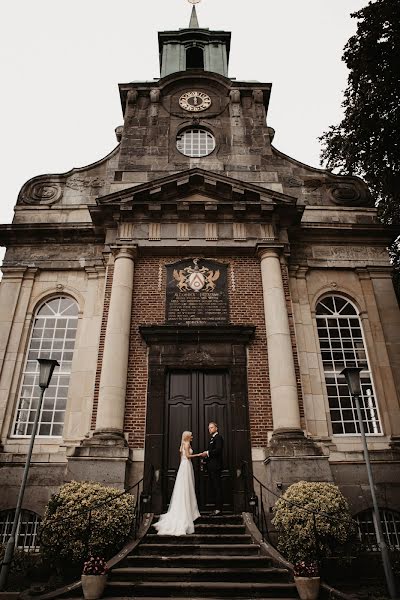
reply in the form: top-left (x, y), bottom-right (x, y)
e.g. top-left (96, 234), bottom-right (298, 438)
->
top-left (179, 91), bottom-right (212, 112)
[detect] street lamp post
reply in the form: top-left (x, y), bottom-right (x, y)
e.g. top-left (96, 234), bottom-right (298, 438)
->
top-left (0, 358), bottom-right (59, 591)
top-left (341, 367), bottom-right (398, 600)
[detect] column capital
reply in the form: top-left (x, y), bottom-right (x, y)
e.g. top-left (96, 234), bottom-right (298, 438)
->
top-left (110, 245), bottom-right (137, 261)
top-left (0, 266), bottom-right (28, 280)
top-left (257, 245), bottom-right (283, 261)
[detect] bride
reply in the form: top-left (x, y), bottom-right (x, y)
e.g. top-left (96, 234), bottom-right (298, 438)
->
top-left (154, 431), bottom-right (201, 536)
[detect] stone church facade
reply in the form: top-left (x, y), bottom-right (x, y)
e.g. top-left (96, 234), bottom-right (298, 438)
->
top-left (1, 9), bottom-right (399, 534)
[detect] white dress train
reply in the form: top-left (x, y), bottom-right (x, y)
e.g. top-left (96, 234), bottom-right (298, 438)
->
top-left (154, 447), bottom-right (200, 536)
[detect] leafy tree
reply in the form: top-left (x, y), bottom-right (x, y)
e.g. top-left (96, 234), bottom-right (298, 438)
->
top-left (320, 0), bottom-right (400, 295)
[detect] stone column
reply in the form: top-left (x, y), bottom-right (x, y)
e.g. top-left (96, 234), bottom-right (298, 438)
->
top-left (259, 248), bottom-right (301, 432)
top-left (94, 246), bottom-right (136, 439)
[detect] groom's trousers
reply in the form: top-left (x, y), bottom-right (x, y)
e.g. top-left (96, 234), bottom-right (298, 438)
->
top-left (208, 469), bottom-right (223, 511)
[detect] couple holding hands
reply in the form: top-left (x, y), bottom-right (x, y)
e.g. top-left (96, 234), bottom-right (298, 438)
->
top-left (154, 422), bottom-right (224, 536)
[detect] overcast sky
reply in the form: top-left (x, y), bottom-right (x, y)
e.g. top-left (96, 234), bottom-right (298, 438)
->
top-left (0, 0), bottom-right (368, 265)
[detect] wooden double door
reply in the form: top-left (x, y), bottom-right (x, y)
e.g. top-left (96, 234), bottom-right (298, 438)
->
top-left (164, 370), bottom-right (232, 512)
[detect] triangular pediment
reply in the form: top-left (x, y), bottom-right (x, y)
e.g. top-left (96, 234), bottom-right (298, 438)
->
top-left (90, 168), bottom-right (303, 228)
top-left (96, 168), bottom-right (297, 208)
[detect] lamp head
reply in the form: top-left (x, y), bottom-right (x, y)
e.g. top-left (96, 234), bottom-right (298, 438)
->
top-left (249, 494), bottom-right (258, 508)
top-left (341, 367), bottom-right (363, 397)
top-left (37, 358), bottom-right (59, 389)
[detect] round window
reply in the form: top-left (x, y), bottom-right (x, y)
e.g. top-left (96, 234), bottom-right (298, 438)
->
top-left (176, 129), bottom-right (216, 158)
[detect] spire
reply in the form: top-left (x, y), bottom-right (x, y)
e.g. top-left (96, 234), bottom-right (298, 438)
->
top-left (189, 5), bottom-right (199, 28)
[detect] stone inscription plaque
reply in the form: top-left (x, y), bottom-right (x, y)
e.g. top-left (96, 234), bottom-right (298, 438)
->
top-left (166, 259), bottom-right (229, 325)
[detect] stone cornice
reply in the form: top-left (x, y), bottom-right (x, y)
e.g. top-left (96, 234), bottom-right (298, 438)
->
top-left (0, 223), bottom-right (103, 246)
top-left (90, 168), bottom-right (303, 229)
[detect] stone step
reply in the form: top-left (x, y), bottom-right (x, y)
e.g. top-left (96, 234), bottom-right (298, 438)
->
top-left (104, 581), bottom-right (298, 598)
top-left (121, 554), bottom-right (271, 568)
top-left (144, 534), bottom-right (253, 545)
top-left (63, 596), bottom-right (296, 600)
top-left (137, 543), bottom-right (261, 556)
top-left (109, 566), bottom-right (290, 583)
top-left (195, 514), bottom-right (243, 525)
top-left (150, 523), bottom-right (246, 535)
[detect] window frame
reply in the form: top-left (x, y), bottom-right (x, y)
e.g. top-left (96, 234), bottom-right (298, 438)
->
top-left (11, 295), bottom-right (79, 439)
top-left (315, 294), bottom-right (383, 437)
top-left (0, 509), bottom-right (41, 552)
top-left (355, 508), bottom-right (400, 552)
top-left (176, 128), bottom-right (216, 158)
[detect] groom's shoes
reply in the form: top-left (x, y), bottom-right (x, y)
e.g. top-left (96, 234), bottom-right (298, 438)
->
top-left (212, 509), bottom-right (221, 515)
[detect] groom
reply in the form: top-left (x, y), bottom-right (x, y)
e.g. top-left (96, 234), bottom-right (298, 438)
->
top-left (201, 422), bottom-right (224, 515)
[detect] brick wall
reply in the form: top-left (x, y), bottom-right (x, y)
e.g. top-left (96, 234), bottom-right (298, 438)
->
top-left (92, 255), bottom-right (303, 448)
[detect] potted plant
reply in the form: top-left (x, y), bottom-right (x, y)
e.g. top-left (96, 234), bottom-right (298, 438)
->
top-left (272, 481), bottom-right (357, 598)
top-left (81, 556), bottom-right (108, 600)
top-left (293, 560), bottom-right (320, 600)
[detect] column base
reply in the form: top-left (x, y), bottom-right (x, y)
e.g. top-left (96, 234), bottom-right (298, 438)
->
top-left (389, 435), bottom-right (400, 451)
top-left (80, 429), bottom-right (128, 448)
top-left (268, 428), bottom-right (323, 457)
top-left (66, 431), bottom-right (129, 488)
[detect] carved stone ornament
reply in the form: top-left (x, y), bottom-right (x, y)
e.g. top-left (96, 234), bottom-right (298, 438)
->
top-left (150, 89), bottom-right (160, 103)
top-left (282, 175), bottom-right (303, 188)
top-left (229, 89), bottom-right (241, 104)
top-left (268, 126), bottom-right (275, 142)
top-left (127, 89), bottom-right (138, 105)
top-left (328, 183), bottom-right (371, 206)
top-left (21, 181), bottom-right (63, 205)
top-left (252, 89), bottom-right (264, 104)
top-left (65, 176), bottom-right (105, 191)
top-left (115, 125), bottom-right (124, 141)
top-left (303, 178), bottom-right (324, 190)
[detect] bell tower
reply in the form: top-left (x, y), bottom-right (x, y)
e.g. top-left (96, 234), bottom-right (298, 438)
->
top-left (158, 1), bottom-right (231, 77)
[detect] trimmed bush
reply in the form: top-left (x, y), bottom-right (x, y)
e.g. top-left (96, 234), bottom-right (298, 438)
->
top-left (272, 481), bottom-right (356, 564)
top-left (40, 481), bottom-right (135, 566)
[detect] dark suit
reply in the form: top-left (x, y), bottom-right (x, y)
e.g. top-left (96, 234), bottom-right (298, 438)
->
top-left (205, 432), bottom-right (224, 511)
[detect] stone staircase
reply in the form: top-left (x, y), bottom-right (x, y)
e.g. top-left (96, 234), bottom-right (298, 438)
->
top-left (104, 513), bottom-right (298, 598)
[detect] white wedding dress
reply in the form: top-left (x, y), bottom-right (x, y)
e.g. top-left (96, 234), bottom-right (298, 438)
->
top-left (154, 447), bottom-right (200, 536)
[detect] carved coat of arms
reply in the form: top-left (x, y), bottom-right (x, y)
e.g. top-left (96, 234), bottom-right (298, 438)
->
top-left (173, 258), bottom-right (220, 293)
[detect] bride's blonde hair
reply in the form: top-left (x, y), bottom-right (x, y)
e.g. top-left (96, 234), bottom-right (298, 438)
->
top-left (180, 430), bottom-right (192, 452)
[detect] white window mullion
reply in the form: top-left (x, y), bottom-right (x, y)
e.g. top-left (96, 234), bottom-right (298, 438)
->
top-left (13, 296), bottom-right (78, 439)
top-left (316, 295), bottom-right (381, 436)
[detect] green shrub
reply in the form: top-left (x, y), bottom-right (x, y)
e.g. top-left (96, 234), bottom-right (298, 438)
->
top-left (0, 544), bottom-right (41, 577)
top-left (40, 481), bottom-right (135, 566)
top-left (272, 481), bottom-right (356, 564)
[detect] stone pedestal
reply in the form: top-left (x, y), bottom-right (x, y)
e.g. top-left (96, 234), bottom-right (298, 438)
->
top-left (261, 455), bottom-right (334, 514)
top-left (66, 440), bottom-right (129, 489)
top-left (268, 428), bottom-right (323, 457)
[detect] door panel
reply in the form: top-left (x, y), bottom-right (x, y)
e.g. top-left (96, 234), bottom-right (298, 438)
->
top-left (164, 370), bottom-right (232, 511)
top-left (165, 372), bottom-right (193, 501)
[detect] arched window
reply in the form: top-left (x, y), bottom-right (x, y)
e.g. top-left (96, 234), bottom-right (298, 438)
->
top-left (355, 509), bottom-right (400, 551)
top-left (13, 296), bottom-right (79, 437)
top-left (186, 46), bottom-right (204, 70)
top-left (0, 509), bottom-right (41, 552)
top-left (316, 295), bottom-right (381, 435)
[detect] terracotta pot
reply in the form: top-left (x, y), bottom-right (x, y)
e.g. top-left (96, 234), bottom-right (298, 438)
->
top-left (81, 574), bottom-right (107, 600)
top-left (294, 576), bottom-right (321, 600)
